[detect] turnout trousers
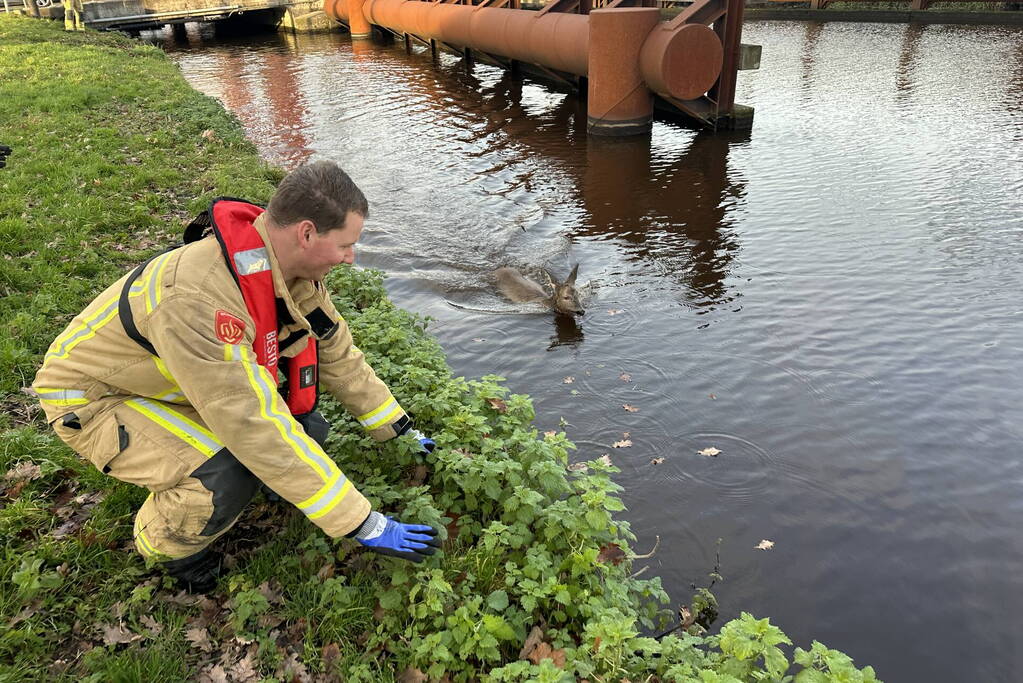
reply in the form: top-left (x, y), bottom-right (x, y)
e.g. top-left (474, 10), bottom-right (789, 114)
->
top-left (51, 395), bottom-right (327, 561)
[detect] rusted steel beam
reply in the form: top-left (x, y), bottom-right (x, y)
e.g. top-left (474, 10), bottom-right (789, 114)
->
top-left (325, 0), bottom-right (736, 134)
top-left (708, 0), bottom-right (743, 113)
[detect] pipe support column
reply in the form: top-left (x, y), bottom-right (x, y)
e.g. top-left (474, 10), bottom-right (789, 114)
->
top-left (586, 8), bottom-right (659, 136)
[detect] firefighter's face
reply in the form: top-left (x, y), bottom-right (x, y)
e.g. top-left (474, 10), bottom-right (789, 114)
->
top-left (297, 211), bottom-right (364, 281)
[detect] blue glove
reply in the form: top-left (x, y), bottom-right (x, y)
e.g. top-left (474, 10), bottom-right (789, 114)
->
top-left (354, 511), bottom-right (441, 563)
top-left (407, 428), bottom-right (435, 454)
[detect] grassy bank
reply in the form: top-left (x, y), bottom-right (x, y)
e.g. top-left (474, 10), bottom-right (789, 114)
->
top-left (0, 15), bottom-right (879, 681)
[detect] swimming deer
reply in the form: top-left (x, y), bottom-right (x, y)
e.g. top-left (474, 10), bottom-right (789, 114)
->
top-left (494, 264), bottom-right (584, 315)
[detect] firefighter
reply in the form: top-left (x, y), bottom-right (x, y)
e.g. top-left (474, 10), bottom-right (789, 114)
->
top-left (32, 161), bottom-right (441, 592)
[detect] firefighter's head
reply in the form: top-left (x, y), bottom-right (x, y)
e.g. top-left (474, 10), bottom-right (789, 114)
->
top-left (266, 161), bottom-right (369, 283)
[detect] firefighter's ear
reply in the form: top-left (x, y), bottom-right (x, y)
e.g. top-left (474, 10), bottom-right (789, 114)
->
top-left (297, 220), bottom-right (316, 245)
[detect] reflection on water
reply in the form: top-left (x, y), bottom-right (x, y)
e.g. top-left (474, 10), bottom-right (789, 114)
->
top-left (159, 20), bottom-right (1023, 683)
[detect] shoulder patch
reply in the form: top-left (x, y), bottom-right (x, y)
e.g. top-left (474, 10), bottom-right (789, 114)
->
top-left (215, 310), bottom-right (246, 344)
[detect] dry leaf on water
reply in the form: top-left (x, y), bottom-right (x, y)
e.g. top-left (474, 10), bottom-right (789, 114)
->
top-left (619, 372), bottom-right (632, 382)
top-left (607, 309), bottom-right (624, 315)
top-left (622, 404), bottom-right (639, 412)
top-left (567, 462), bottom-right (588, 472)
top-left (755, 539), bottom-right (775, 550)
top-left (698, 447), bottom-right (721, 457)
top-left (472, 337), bottom-right (486, 342)
top-left (486, 397), bottom-right (508, 413)
top-left (543, 430), bottom-right (557, 438)
top-left (650, 457), bottom-right (665, 465)
top-left (597, 543), bottom-right (626, 566)
top-left (612, 440), bottom-right (632, 448)
top-left (562, 376), bottom-right (575, 384)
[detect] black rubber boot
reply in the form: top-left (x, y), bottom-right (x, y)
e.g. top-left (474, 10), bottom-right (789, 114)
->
top-left (162, 548), bottom-right (223, 594)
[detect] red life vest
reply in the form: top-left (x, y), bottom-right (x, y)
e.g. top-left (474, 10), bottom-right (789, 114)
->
top-left (119, 198), bottom-right (332, 415)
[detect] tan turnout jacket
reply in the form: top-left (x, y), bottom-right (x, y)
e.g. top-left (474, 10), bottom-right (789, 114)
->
top-left (33, 214), bottom-right (406, 538)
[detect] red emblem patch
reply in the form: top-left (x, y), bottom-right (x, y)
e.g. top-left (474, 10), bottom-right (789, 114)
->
top-left (215, 310), bottom-right (246, 344)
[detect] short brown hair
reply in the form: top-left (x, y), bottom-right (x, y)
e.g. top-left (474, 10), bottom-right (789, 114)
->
top-left (266, 160), bottom-right (369, 234)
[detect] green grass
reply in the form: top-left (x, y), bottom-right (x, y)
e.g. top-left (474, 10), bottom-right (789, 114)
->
top-left (0, 15), bottom-right (880, 681)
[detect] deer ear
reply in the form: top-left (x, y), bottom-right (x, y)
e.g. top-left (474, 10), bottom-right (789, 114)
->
top-left (565, 264), bottom-right (579, 285)
top-left (543, 268), bottom-right (558, 287)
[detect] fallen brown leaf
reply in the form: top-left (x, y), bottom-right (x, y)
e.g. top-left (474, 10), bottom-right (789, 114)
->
top-left (185, 626), bottom-right (214, 652)
top-left (607, 309), bottom-right (624, 315)
top-left (5, 462), bottom-right (42, 482)
top-left (398, 668), bottom-right (428, 683)
top-left (562, 376), bottom-right (575, 384)
top-left (486, 397), bottom-right (508, 413)
top-left (317, 563), bottom-right (335, 580)
top-left (322, 642), bottom-right (341, 668)
top-left (596, 543), bottom-right (626, 566)
top-left (140, 615), bottom-right (163, 637)
top-left (472, 337), bottom-right (486, 342)
top-left (567, 462), bottom-right (588, 472)
top-left (755, 539), bottom-right (775, 551)
top-left (698, 447), bottom-right (721, 457)
top-left (619, 372), bottom-right (632, 382)
top-left (622, 404), bottom-right (639, 413)
top-left (519, 626), bottom-right (545, 660)
top-left (228, 650), bottom-right (260, 682)
top-left (612, 440), bottom-right (632, 448)
top-left (679, 604), bottom-right (695, 629)
top-left (650, 457), bottom-right (665, 465)
top-left (199, 664), bottom-right (229, 683)
top-left (100, 622), bottom-right (142, 646)
top-left (527, 641), bottom-right (553, 665)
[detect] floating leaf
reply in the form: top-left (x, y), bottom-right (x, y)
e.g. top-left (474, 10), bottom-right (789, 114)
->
top-left (622, 404), bottom-right (639, 413)
top-left (597, 543), bottom-right (626, 566)
top-left (612, 440), bottom-right (632, 448)
top-left (472, 337), bottom-right (486, 342)
top-left (755, 539), bottom-right (775, 550)
top-left (607, 309), bottom-right (624, 315)
top-left (650, 457), bottom-right (665, 465)
top-left (698, 447), bottom-right (721, 457)
top-left (486, 397), bottom-right (508, 413)
top-left (619, 372), bottom-right (632, 382)
top-left (567, 462), bottom-right (588, 472)
top-left (562, 376), bottom-right (575, 384)
top-left (709, 394), bottom-right (717, 400)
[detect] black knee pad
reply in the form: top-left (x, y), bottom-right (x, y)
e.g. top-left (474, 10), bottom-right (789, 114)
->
top-left (293, 411), bottom-right (331, 448)
top-left (191, 448), bottom-right (260, 537)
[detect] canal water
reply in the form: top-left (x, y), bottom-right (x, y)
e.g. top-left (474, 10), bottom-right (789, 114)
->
top-left (153, 19), bottom-right (1023, 681)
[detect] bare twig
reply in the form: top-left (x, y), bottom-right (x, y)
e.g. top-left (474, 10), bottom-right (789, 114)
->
top-left (628, 535), bottom-right (660, 560)
top-left (629, 565), bottom-right (649, 579)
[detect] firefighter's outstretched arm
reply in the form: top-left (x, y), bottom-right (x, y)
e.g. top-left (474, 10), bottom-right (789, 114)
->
top-left (317, 312), bottom-right (434, 453)
top-left (148, 295), bottom-right (375, 538)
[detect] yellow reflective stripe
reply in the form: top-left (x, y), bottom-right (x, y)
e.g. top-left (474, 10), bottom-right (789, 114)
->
top-left (356, 397), bottom-right (403, 430)
top-left (298, 470), bottom-right (343, 509)
top-left (231, 344), bottom-right (339, 483)
top-left (307, 480), bottom-right (353, 520)
top-left (150, 356), bottom-right (185, 402)
top-left (125, 398), bottom-right (222, 458)
top-left (34, 388), bottom-right (89, 407)
top-left (43, 296), bottom-right (120, 365)
top-left (145, 252), bottom-right (174, 314)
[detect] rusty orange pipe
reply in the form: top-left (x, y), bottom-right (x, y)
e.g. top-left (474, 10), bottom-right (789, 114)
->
top-left (323, 0), bottom-right (722, 135)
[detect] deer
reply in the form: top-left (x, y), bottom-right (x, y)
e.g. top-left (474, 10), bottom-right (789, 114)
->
top-left (493, 264), bottom-right (585, 315)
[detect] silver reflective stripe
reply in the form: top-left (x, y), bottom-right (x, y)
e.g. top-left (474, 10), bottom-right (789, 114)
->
top-left (35, 388), bottom-right (86, 400)
top-left (234, 345), bottom-right (339, 480)
top-left (359, 399), bottom-right (399, 429)
top-left (299, 473), bottom-right (350, 516)
top-left (47, 299), bottom-right (118, 360)
top-left (234, 248), bottom-right (270, 276)
top-left (127, 398), bottom-right (223, 455)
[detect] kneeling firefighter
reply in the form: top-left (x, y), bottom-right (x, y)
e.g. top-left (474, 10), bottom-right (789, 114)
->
top-left (32, 161), bottom-right (441, 592)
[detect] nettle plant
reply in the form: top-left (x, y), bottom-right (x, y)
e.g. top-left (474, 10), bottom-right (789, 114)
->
top-left (298, 266), bottom-right (881, 681)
